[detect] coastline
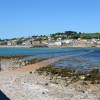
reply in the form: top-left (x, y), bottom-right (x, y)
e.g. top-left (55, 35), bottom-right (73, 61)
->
top-left (0, 45), bottom-right (100, 48)
top-left (0, 45), bottom-right (31, 48)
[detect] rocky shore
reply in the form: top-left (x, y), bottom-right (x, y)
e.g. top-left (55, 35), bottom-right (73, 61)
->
top-left (36, 65), bottom-right (100, 85)
top-left (0, 71), bottom-right (100, 100)
top-left (0, 56), bottom-right (100, 100)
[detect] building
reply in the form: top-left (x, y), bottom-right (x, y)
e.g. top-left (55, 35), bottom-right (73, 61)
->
top-left (48, 40), bottom-right (62, 47)
top-left (7, 40), bottom-right (17, 46)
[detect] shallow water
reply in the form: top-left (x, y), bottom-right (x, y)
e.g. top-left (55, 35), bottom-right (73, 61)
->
top-left (0, 47), bottom-right (100, 71)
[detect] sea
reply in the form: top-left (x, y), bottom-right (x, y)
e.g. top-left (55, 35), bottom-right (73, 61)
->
top-left (0, 47), bottom-right (100, 71)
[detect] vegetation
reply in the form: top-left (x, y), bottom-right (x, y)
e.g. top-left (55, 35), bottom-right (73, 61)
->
top-left (1, 31), bottom-right (100, 45)
top-left (31, 31), bottom-right (100, 40)
top-left (0, 55), bottom-right (29, 59)
top-left (50, 31), bottom-right (100, 40)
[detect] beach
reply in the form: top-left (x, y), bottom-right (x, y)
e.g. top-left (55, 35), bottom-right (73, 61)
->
top-left (0, 56), bottom-right (100, 100)
top-left (1, 72), bottom-right (100, 100)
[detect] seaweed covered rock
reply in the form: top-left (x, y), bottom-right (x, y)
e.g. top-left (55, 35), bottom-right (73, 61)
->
top-left (36, 65), bottom-right (80, 77)
top-left (36, 65), bottom-right (82, 85)
top-left (85, 69), bottom-right (100, 84)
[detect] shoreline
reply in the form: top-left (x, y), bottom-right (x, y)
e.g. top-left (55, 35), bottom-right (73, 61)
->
top-left (0, 56), bottom-right (100, 100)
top-left (0, 45), bottom-right (100, 48)
top-left (0, 55), bottom-right (29, 59)
top-left (0, 45), bottom-right (31, 48)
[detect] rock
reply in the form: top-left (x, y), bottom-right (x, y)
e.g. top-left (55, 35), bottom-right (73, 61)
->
top-left (80, 90), bottom-right (85, 93)
top-left (45, 83), bottom-right (48, 86)
top-left (56, 76), bottom-right (61, 79)
top-left (21, 62), bottom-right (25, 66)
top-left (81, 81), bottom-right (88, 85)
top-left (29, 71), bottom-right (32, 74)
top-left (91, 81), bottom-right (95, 84)
top-left (42, 92), bottom-right (45, 94)
top-left (91, 80), bottom-right (100, 84)
top-left (79, 75), bottom-right (86, 80)
top-left (96, 80), bottom-right (100, 84)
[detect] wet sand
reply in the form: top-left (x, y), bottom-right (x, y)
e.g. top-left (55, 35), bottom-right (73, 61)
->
top-left (0, 55), bottom-right (71, 76)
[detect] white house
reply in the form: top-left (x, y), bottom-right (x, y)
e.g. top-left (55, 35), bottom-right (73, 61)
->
top-left (7, 40), bottom-right (17, 46)
top-left (7, 41), bottom-right (12, 46)
top-left (62, 39), bottom-right (73, 44)
top-left (48, 41), bottom-right (62, 47)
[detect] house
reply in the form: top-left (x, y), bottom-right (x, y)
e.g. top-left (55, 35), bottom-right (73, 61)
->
top-left (32, 40), bottom-right (48, 47)
top-left (7, 41), bottom-right (12, 46)
top-left (7, 40), bottom-right (17, 46)
top-left (22, 39), bottom-right (48, 47)
top-left (22, 40), bottom-right (32, 46)
top-left (48, 40), bottom-right (62, 47)
top-left (62, 39), bottom-right (73, 44)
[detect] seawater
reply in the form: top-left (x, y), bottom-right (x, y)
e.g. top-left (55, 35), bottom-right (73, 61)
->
top-left (0, 47), bottom-right (100, 71)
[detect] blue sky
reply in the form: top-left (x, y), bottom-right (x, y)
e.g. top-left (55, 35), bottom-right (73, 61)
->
top-left (0, 0), bottom-right (100, 39)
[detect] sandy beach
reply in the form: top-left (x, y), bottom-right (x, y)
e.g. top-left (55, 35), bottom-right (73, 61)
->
top-left (0, 56), bottom-right (100, 100)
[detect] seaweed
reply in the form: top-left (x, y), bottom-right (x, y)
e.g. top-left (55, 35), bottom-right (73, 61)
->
top-left (36, 65), bottom-right (100, 84)
top-left (0, 55), bottom-right (29, 59)
top-left (36, 65), bottom-right (81, 78)
top-left (85, 69), bottom-right (100, 82)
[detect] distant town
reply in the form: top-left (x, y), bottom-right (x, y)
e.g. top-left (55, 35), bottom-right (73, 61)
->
top-left (0, 31), bottom-right (100, 48)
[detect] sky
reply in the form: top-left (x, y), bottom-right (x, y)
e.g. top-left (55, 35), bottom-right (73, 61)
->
top-left (0, 0), bottom-right (100, 39)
